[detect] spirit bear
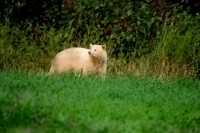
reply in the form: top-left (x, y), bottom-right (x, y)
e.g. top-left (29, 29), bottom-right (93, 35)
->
top-left (49, 44), bottom-right (107, 75)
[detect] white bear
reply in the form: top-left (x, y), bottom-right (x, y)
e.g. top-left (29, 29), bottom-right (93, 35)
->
top-left (49, 44), bottom-right (107, 75)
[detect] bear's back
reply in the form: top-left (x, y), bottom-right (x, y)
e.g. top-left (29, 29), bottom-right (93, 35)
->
top-left (54, 47), bottom-right (89, 61)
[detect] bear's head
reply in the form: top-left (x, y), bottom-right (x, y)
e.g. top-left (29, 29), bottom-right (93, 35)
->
top-left (88, 44), bottom-right (107, 64)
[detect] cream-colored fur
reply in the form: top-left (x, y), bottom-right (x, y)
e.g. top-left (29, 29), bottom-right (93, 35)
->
top-left (49, 44), bottom-right (107, 75)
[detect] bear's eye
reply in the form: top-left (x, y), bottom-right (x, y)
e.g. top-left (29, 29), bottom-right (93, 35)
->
top-left (94, 49), bottom-right (96, 52)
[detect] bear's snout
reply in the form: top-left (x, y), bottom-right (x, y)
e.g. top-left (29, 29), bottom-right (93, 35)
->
top-left (88, 51), bottom-right (91, 55)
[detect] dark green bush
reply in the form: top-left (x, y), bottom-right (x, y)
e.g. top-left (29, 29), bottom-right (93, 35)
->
top-left (67, 0), bottom-right (161, 58)
top-left (0, 0), bottom-right (161, 58)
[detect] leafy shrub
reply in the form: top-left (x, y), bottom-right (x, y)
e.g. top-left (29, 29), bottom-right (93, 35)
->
top-left (0, 0), bottom-right (161, 59)
top-left (68, 0), bottom-right (160, 58)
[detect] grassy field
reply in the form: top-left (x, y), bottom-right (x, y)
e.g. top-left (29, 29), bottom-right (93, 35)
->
top-left (0, 71), bottom-right (200, 133)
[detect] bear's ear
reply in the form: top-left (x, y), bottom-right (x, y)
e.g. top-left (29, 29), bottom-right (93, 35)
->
top-left (90, 43), bottom-right (93, 48)
top-left (102, 45), bottom-right (106, 49)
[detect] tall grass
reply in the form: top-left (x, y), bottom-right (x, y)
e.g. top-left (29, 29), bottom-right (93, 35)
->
top-left (132, 13), bottom-right (200, 77)
top-left (0, 24), bottom-right (73, 72)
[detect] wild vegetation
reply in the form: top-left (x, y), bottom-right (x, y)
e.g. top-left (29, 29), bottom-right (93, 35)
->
top-left (0, 1), bottom-right (200, 132)
top-left (0, 0), bottom-right (199, 77)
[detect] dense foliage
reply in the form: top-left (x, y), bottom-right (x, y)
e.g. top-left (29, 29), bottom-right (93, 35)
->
top-left (0, 0), bottom-right (199, 76)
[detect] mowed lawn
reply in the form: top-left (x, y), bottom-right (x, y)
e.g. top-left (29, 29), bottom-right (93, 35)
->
top-left (0, 72), bottom-right (200, 133)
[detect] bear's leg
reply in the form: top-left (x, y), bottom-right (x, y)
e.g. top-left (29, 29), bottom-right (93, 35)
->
top-left (48, 65), bottom-right (55, 75)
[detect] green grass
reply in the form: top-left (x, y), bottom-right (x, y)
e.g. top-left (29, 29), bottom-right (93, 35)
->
top-left (0, 71), bottom-right (200, 133)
